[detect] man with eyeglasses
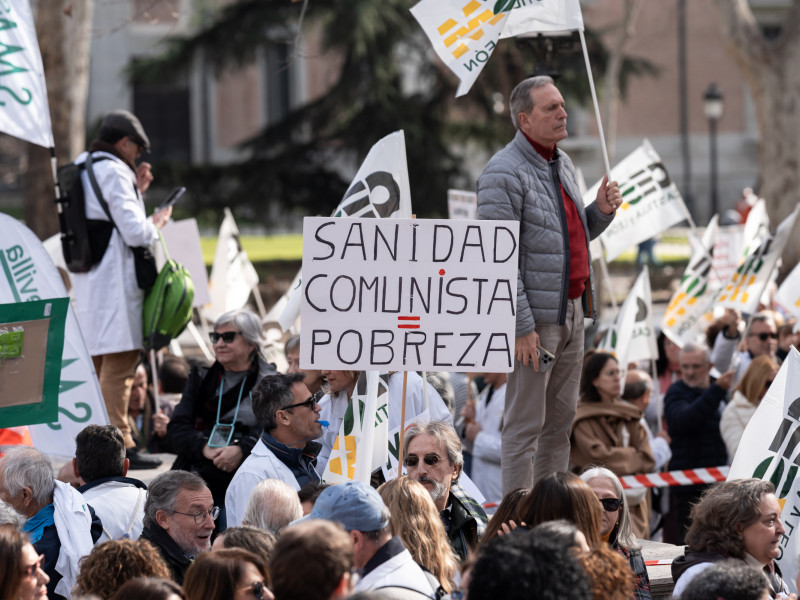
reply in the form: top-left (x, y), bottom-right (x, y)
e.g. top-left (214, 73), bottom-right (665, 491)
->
top-left (225, 373), bottom-right (323, 527)
top-left (663, 342), bottom-right (734, 545)
top-left (403, 420), bottom-right (487, 560)
top-left (140, 471), bottom-right (217, 584)
top-left (711, 311), bottom-right (778, 386)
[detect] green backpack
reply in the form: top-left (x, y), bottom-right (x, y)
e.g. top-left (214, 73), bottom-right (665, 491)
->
top-left (142, 233), bottom-right (194, 352)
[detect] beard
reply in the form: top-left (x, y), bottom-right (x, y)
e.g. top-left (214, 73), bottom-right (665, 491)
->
top-left (417, 475), bottom-right (448, 503)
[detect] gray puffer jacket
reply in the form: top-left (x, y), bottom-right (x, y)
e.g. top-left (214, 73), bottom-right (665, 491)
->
top-left (477, 130), bottom-right (614, 337)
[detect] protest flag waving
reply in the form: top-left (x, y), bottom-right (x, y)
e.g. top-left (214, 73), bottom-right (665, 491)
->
top-left (775, 261), bottom-right (800, 321)
top-left (278, 130), bottom-right (413, 332)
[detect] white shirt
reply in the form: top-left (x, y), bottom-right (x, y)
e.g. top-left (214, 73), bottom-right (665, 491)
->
top-left (470, 382), bottom-right (505, 504)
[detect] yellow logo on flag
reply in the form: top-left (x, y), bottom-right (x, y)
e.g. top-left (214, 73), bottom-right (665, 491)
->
top-left (437, 1), bottom-right (505, 59)
top-left (329, 435), bottom-right (358, 480)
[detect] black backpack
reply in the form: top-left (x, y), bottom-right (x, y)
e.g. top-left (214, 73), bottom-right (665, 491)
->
top-left (55, 153), bottom-right (113, 273)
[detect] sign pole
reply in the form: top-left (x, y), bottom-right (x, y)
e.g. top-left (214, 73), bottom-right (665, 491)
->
top-left (398, 371), bottom-right (409, 470)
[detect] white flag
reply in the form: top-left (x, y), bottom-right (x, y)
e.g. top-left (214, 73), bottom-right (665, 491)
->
top-left (718, 206), bottom-right (800, 314)
top-left (323, 372), bottom-right (389, 485)
top-left (0, 0), bottom-right (53, 148)
top-left (662, 217), bottom-right (721, 347)
top-left (410, 0), bottom-right (508, 98)
top-left (597, 269), bottom-right (656, 382)
top-left (775, 262), bottom-right (800, 321)
top-left (0, 213), bottom-right (108, 457)
top-left (499, 0), bottom-right (584, 38)
top-left (708, 224), bottom-right (745, 289)
top-left (278, 131), bottom-right (413, 332)
top-left (728, 346), bottom-right (800, 592)
top-left (585, 140), bottom-right (690, 262)
top-left (205, 208), bottom-right (260, 322)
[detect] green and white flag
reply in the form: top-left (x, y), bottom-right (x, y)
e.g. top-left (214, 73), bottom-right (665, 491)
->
top-left (0, 0), bottom-right (54, 148)
top-left (498, 0), bottom-right (584, 38)
top-left (585, 140), bottom-right (690, 262)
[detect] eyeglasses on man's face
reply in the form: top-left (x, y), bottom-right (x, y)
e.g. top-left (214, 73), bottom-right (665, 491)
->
top-left (751, 332), bottom-right (778, 341)
top-left (280, 397), bottom-right (318, 411)
top-left (403, 453), bottom-right (441, 468)
top-left (172, 506), bottom-right (220, 524)
top-left (210, 331), bottom-right (241, 344)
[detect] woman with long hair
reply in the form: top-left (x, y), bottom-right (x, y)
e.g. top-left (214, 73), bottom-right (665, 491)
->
top-left (480, 488), bottom-right (531, 545)
top-left (570, 352), bottom-right (655, 538)
top-left (184, 548), bottom-right (273, 600)
top-left (720, 355), bottom-right (780, 462)
top-left (0, 525), bottom-right (49, 600)
top-left (377, 476), bottom-right (459, 594)
top-left (581, 466), bottom-right (652, 600)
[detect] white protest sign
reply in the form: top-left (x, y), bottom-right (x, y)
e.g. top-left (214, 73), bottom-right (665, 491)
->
top-left (0, 213), bottom-right (108, 457)
top-left (585, 140), bottom-right (690, 262)
top-left (448, 189), bottom-right (477, 220)
top-left (300, 217), bottom-right (519, 373)
top-left (159, 218), bottom-right (210, 307)
top-left (729, 346), bottom-right (800, 592)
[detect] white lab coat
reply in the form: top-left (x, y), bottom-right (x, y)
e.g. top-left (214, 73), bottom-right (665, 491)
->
top-left (71, 151), bottom-right (159, 355)
top-left (387, 371), bottom-right (453, 429)
top-left (470, 382), bottom-right (505, 504)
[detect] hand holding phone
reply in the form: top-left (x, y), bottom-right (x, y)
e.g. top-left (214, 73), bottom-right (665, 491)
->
top-left (536, 344), bottom-right (555, 373)
top-left (158, 186), bottom-right (186, 211)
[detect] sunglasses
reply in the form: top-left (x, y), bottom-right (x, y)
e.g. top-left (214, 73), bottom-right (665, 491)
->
top-left (599, 497), bottom-right (622, 512)
top-left (752, 332), bottom-right (778, 341)
top-left (21, 554), bottom-right (44, 577)
top-left (239, 581), bottom-right (267, 600)
top-left (209, 331), bottom-right (241, 344)
top-left (281, 397), bottom-right (317, 411)
top-left (403, 454), bottom-right (441, 468)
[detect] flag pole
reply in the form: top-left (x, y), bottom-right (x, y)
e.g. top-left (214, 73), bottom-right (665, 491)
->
top-left (398, 371), bottom-right (409, 471)
top-left (578, 28), bottom-right (612, 176)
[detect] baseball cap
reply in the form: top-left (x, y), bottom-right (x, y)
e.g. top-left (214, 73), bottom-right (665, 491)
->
top-left (101, 109), bottom-right (151, 152)
top-left (309, 481), bottom-right (389, 532)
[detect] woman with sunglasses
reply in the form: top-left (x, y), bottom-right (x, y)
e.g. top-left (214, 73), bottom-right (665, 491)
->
top-left (570, 352), bottom-right (655, 539)
top-left (169, 308), bottom-right (277, 517)
top-left (184, 548), bottom-right (273, 600)
top-left (720, 355), bottom-right (780, 463)
top-left (0, 525), bottom-right (49, 600)
top-left (580, 467), bottom-right (652, 600)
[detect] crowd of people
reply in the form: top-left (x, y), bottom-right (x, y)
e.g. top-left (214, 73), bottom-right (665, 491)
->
top-left (3, 76), bottom-right (800, 600)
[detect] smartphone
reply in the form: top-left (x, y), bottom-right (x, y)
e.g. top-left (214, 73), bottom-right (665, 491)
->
top-left (536, 344), bottom-right (556, 373)
top-left (158, 186), bottom-right (186, 210)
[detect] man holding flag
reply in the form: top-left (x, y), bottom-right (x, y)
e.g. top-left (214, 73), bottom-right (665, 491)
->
top-left (477, 76), bottom-right (621, 494)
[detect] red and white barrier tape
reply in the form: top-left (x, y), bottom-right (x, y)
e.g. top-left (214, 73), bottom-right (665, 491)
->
top-left (619, 466), bottom-right (729, 489)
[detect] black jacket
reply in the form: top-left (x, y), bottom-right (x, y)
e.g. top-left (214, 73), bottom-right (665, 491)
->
top-left (140, 522), bottom-right (193, 585)
top-left (664, 379), bottom-right (728, 470)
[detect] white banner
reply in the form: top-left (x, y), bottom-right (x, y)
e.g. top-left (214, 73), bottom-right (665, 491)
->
top-left (322, 371), bottom-right (389, 484)
top-left (159, 218), bottom-right (210, 307)
top-left (662, 217), bottom-right (721, 347)
top-left (279, 131), bottom-right (414, 332)
top-left (728, 346), bottom-right (800, 592)
top-left (499, 0), bottom-right (584, 38)
top-left (597, 269), bottom-right (656, 381)
top-left (0, 213), bottom-right (107, 457)
top-left (708, 224), bottom-right (745, 289)
top-left (0, 0), bottom-right (53, 148)
top-left (718, 206), bottom-right (800, 314)
top-left (448, 189), bottom-right (477, 220)
top-left (206, 208), bottom-right (259, 322)
top-left (300, 217), bottom-right (519, 372)
top-left (775, 262), bottom-right (800, 321)
top-left (585, 140), bottom-right (690, 262)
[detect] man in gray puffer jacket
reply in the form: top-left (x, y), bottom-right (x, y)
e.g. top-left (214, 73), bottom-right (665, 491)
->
top-left (477, 75), bottom-right (622, 495)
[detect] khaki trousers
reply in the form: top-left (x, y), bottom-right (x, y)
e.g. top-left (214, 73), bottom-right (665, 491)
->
top-left (501, 298), bottom-right (584, 495)
top-left (92, 350), bottom-right (141, 449)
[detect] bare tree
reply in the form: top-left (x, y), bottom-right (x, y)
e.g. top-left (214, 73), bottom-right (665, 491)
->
top-left (24, 0), bottom-right (94, 239)
top-left (712, 0), bottom-right (800, 279)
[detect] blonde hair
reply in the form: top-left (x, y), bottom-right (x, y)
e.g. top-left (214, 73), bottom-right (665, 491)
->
top-left (733, 355), bottom-right (780, 405)
top-left (378, 477), bottom-right (458, 593)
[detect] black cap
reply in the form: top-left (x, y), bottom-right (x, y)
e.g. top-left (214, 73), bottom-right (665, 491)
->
top-left (101, 109), bottom-right (151, 152)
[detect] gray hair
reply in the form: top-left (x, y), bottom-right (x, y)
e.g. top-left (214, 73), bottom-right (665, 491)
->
top-left (403, 420), bottom-right (463, 482)
top-left (580, 466), bottom-right (638, 550)
top-left (746, 312), bottom-right (777, 337)
top-left (252, 373), bottom-right (307, 432)
top-left (143, 470), bottom-right (208, 528)
top-left (284, 335), bottom-right (301, 357)
top-left (215, 308), bottom-right (264, 350)
top-left (509, 75), bottom-right (556, 129)
top-left (242, 479), bottom-right (303, 534)
top-left (0, 446), bottom-right (55, 506)
top-left (0, 499), bottom-right (24, 529)
top-left (680, 341), bottom-right (711, 364)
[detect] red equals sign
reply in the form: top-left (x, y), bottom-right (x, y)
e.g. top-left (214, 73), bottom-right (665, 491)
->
top-left (397, 316), bottom-right (420, 329)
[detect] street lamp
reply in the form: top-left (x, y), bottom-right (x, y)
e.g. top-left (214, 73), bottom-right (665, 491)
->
top-left (703, 83), bottom-right (724, 222)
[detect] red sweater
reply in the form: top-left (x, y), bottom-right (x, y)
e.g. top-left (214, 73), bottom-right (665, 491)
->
top-left (524, 134), bottom-right (589, 299)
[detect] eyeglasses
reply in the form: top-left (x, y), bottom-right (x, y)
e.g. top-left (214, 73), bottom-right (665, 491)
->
top-left (751, 332), bottom-right (778, 341)
top-left (238, 581), bottom-right (267, 600)
top-left (210, 331), bottom-right (241, 344)
top-left (280, 397), bottom-right (318, 411)
top-left (403, 454), bottom-right (441, 468)
top-left (599, 497), bottom-right (622, 512)
top-left (172, 506), bottom-right (220, 524)
top-left (21, 554), bottom-right (44, 577)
